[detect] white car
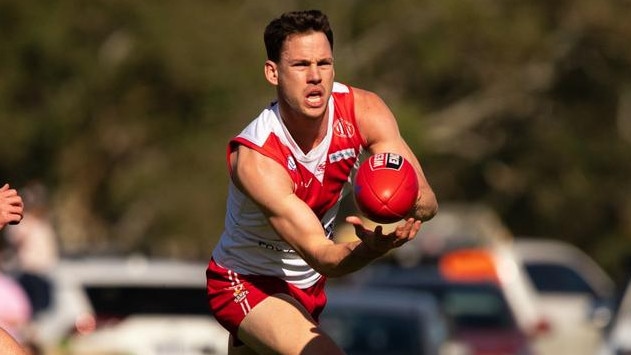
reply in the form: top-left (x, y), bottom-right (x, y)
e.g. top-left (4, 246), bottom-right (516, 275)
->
top-left (32, 256), bottom-right (229, 355)
top-left (513, 237), bottom-right (617, 355)
top-left (600, 278), bottom-right (631, 355)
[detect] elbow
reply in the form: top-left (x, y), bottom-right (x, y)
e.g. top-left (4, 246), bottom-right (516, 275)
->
top-left (417, 191), bottom-right (438, 222)
top-left (426, 197), bottom-right (438, 221)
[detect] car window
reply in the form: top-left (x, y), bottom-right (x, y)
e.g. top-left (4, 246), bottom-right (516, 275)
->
top-left (442, 288), bottom-right (514, 329)
top-left (84, 286), bottom-right (210, 317)
top-left (524, 264), bottom-right (596, 295)
top-left (357, 263), bottom-right (518, 331)
top-left (368, 281), bottom-right (516, 331)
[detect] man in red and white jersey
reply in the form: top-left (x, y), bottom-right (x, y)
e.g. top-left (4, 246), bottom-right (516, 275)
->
top-left (206, 9), bottom-right (438, 355)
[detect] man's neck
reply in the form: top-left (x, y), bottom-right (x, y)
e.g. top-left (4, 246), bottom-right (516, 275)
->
top-left (279, 106), bottom-right (328, 155)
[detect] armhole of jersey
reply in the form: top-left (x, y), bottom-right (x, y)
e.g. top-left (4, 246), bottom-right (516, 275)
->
top-left (227, 138), bottom-right (256, 176)
top-left (227, 137), bottom-right (291, 186)
top-left (226, 139), bottom-right (241, 176)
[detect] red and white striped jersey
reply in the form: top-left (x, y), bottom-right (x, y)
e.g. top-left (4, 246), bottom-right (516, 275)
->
top-left (211, 82), bottom-right (366, 288)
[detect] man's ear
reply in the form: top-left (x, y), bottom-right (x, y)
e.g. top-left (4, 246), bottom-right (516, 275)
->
top-left (264, 60), bottom-right (279, 85)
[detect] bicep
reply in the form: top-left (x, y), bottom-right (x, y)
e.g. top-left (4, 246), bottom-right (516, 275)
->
top-left (355, 88), bottom-right (421, 173)
top-left (231, 146), bottom-right (333, 260)
top-left (354, 88), bottom-right (404, 153)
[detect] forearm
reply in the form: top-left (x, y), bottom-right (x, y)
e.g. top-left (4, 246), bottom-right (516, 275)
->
top-left (308, 240), bottom-right (387, 278)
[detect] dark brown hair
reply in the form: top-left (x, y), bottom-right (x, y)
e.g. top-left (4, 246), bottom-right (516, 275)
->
top-left (264, 10), bottom-right (334, 63)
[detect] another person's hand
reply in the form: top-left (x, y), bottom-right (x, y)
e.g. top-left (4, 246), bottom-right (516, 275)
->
top-left (0, 183), bottom-right (24, 229)
top-left (346, 215), bottom-right (421, 255)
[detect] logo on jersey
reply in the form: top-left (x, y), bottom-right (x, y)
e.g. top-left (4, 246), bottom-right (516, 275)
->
top-left (333, 118), bottom-right (355, 138)
top-left (287, 156), bottom-right (297, 171)
top-left (329, 148), bottom-right (356, 163)
top-left (316, 162), bottom-right (326, 174)
top-left (301, 178), bottom-right (314, 188)
top-left (258, 240), bottom-right (296, 253)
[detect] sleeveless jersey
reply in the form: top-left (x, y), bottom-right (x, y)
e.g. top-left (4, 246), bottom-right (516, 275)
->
top-left (211, 82), bottom-right (366, 289)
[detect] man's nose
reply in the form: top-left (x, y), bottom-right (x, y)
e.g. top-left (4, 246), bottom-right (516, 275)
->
top-left (307, 64), bottom-right (322, 83)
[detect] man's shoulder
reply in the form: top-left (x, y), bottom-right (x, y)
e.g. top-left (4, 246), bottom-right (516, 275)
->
top-left (232, 104), bottom-right (281, 147)
top-left (333, 82), bottom-right (351, 93)
top-left (333, 83), bottom-right (376, 101)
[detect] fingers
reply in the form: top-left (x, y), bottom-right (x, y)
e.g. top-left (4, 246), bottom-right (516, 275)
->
top-left (2, 194), bottom-right (24, 209)
top-left (7, 213), bottom-right (23, 225)
top-left (345, 215), bottom-right (363, 226)
top-left (347, 216), bottom-right (369, 241)
top-left (346, 216), bottom-right (422, 253)
top-left (1, 210), bottom-right (23, 228)
top-left (385, 219), bottom-right (420, 249)
top-left (0, 184), bottom-right (24, 227)
top-left (1, 185), bottom-right (20, 200)
top-left (394, 218), bottom-right (420, 238)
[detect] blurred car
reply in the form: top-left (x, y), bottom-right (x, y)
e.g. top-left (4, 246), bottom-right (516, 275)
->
top-left (334, 251), bottom-right (537, 355)
top-left (31, 256), bottom-right (229, 355)
top-left (513, 237), bottom-right (617, 355)
top-left (335, 202), bottom-right (515, 264)
top-left (599, 278), bottom-right (631, 355)
top-left (335, 203), bottom-right (548, 337)
top-left (321, 286), bottom-right (452, 355)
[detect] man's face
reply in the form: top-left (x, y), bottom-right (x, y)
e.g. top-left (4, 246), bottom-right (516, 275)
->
top-left (265, 31), bottom-right (334, 121)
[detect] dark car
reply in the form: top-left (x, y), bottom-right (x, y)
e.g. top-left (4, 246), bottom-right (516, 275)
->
top-left (334, 258), bottom-right (535, 355)
top-left (321, 286), bottom-right (450, 355)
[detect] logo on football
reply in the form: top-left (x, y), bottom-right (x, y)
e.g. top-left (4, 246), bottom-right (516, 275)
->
top-left (353, 153), bottom-right (419, 223)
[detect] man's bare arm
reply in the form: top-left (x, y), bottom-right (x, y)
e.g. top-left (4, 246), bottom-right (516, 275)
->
top-left (230, 145), bottom-right (419, 277)
top-left (353, 88), bottom-right (438, 221)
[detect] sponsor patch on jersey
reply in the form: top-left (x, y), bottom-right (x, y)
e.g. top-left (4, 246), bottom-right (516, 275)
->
top-left (329, 148), bottom-right (356, 163)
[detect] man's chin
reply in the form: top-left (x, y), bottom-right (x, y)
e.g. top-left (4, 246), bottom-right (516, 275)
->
top-left (302, 106), bottom-right (327, 119)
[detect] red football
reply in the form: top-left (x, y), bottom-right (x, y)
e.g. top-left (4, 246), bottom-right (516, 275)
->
top-left (353, 153), bottom-right (419, 223)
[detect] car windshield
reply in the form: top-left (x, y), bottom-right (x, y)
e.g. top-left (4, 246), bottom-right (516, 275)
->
top-left (321, 309), bottom-right (423, 355)
top-left (85, 286), bottom-right (210, 317)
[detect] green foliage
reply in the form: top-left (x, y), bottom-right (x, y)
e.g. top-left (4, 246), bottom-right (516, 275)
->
top-left (2, 0), bottom-right (631, 279)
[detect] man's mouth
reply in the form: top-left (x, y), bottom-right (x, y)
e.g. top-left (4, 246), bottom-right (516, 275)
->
top-left (306, 89), bottom-right (324, 107)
